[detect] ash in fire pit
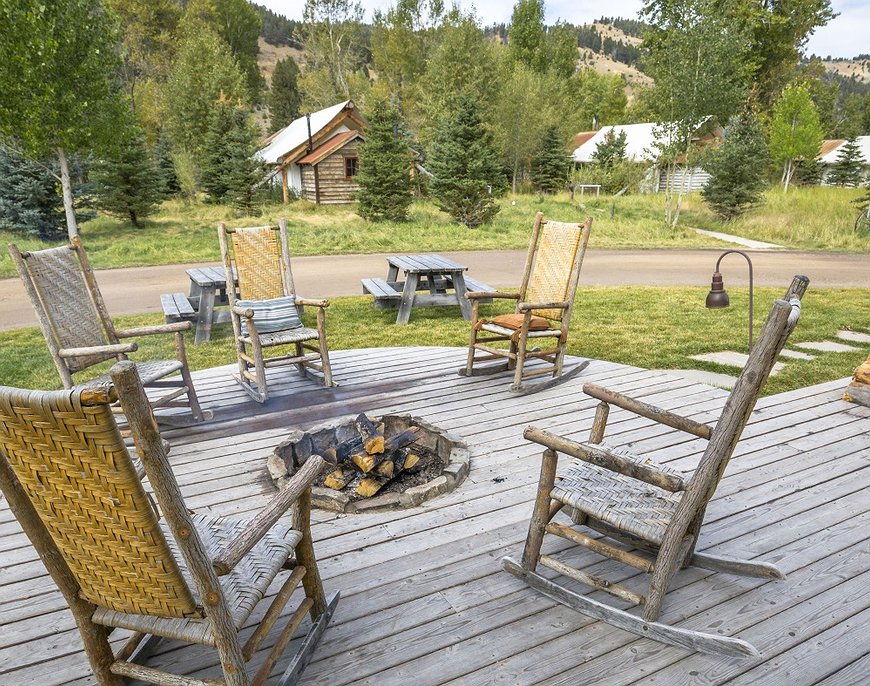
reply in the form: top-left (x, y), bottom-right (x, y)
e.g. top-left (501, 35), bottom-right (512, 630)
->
top-left (268, 414), bottom-right (470, 513)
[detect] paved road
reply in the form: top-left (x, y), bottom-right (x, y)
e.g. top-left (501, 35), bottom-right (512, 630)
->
top-left (2, 248), bottom-right (867, 331)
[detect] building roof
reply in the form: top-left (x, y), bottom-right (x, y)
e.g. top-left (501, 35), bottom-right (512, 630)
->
top-left (257, 101), bottom-right (358, 165)
top-left (818, 136), bottom-right (870, 164)
top-left (572, 119), bottom-right (715, 163)
top-left (296, 130), bottom-right (363, 166)
top-left (572, 131), bottom-right (597, 150)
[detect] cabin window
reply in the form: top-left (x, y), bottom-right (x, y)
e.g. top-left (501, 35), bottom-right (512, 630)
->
top-left (344, 156), bottom-right (359, 179)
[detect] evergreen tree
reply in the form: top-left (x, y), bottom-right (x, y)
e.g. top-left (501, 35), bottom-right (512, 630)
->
top-left (356, 100), bottom-right (412, 222)
top-left (92, 127), bottom-right (162, 227)
top-left (0, 146), bottom-right (65, 240)
top-left (153, 129), bottom-right (180, 196)
top-left (269, 57), bottom-right (302, 132)
top-left (201, 97), bottom-right (264, 214)
top-left (826, 138), bottom-right (866, 187)
top-left (428, 96), bottom-right (503, 228)
top-left (701, 109), bottom-right (769, 219)
top-left (531, 125), bottom-right (570, 194)
top-left (591, 129), bottom-right (628, 168)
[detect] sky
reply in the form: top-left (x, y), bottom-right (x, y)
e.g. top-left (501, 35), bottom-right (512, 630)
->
top-left (275, 0), bottom-right (868, 59)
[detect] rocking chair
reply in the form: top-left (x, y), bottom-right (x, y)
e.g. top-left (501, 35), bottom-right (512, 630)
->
top-left (218, 219), bottom-right (335, 403)
top-left (460, 212), bottom-right (592, 393)
top-left (9, 237), bottom-right (210, 425)
top-left (0, 361), bottom-right (338, 686)
top-left (504, 275), bottom-right (809, 658)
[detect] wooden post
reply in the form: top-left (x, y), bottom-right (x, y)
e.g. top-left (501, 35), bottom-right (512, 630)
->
top-left (281, 166), bottom-right (289, 204)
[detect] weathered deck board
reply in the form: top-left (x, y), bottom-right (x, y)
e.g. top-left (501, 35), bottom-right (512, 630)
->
top-left (0, 346), bottom-right (868, 686)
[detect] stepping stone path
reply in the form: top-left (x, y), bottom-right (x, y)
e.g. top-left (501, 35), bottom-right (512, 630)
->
top-left (655, 368), bottom-right (738, 389)
top-left (794, 341), bottom-right (860, 353)
top-left (689, 351), bottom-right (786, 376)
top-left (779, 349), bottom-right (815, 360)
top-left (837, 330), bottom-right (870, 345)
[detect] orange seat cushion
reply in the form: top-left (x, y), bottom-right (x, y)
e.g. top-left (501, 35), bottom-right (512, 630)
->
top-left (488, 313), bottom-right (552, 331)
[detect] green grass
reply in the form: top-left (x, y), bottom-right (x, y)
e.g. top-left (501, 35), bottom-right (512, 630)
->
top-left (2, 286), bottom-right (865, 397)
top-left (2, 186), bottom-right (867, 278)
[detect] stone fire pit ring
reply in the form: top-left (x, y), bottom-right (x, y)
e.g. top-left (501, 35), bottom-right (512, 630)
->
top-left (268, 414), bottom-right (470, 514)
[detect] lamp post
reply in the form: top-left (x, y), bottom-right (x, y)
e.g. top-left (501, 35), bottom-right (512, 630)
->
top-left (705, 249), bottom-right (754, 353)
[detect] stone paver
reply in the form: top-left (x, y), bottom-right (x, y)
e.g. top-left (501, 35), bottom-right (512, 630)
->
top-left (794, 341), bottom-right (861, 353)
top-left (779, 349), bottom-right (815, 361)
top-left (837, 330), bottom-right (870, 345)
top-left (654, 368), bottom-right (738, 389)
top-left (689, 350), bottom-right (785, 375)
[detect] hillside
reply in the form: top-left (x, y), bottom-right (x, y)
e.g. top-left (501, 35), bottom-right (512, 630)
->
top-left (819, 58), bottom-right (870, 83)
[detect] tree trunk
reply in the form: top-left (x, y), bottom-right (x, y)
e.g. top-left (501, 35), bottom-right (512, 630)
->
top-left (512, 161), bottom-right (518, 194)
top-left (57, 147), bottom-right (79, 238)
top-left (783, 160), bottom-right (793, 193)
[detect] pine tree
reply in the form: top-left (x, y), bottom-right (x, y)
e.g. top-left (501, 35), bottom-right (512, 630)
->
top-left (0, 146), bottom-right (66, 240)
top-left (531, 125), bottom-right (570, 194)
top-left (92, 127), bottom-right (162, 227)
top-left (428, 96), bottom-right (503, 228)
top-left (269, 57), bottom-right (302, 133)
top-left (201, 98), bottom-right (264, 214)
top-left (826, 138), bottom-right (866, 187)
top-left (153, 129), bottom-right (180, 197)
top-left (591, 129), bottom-right (628, 168)
top-left (701, 109), bottom-right (769, 219)
top-left (356, 100), bottom-right (412, 222)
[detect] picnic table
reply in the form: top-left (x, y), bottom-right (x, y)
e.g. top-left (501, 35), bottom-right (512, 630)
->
top-left (361, 254), bottom-right (495, 325)
top-left (161, 267), bottom-right (237, 344)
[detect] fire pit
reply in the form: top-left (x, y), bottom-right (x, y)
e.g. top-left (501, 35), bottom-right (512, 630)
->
top-left (268, 414), bottom-right (470, 513)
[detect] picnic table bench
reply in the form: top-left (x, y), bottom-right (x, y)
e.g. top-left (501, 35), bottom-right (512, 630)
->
top-left (362, 254), bottom-right (495, 325)
top-left (160, 266), bottom-right (237, 344)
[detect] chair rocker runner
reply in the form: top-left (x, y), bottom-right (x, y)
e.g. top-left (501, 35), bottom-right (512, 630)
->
top-left (219, 219), bottom-right (335, 403)
top-left (9, 237), bottom-right (210, 426)
top-left (0, 361), bottom-right (338, 686)
top-left (504, 275), bottom-right (809, 658)
top-left (460, 212), bottom-right (592, 393)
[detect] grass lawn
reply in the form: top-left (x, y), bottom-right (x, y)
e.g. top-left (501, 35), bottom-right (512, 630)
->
top-left (2, 286), bottom-right (865, 397)
top-left (1, 186), bottom-right (866, 279)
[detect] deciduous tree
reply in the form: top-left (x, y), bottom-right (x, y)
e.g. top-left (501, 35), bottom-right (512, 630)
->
top-left (769, 84), bottom-right (824, 192)
top-left (0, 0), bottom-right (128, 237)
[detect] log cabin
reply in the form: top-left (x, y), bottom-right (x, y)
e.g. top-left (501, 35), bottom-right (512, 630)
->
top-left (257, 100), bottom-right (367, 204)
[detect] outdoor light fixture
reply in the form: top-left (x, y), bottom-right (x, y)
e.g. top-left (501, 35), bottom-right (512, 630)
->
top-left (706, 250), bottom-right (754, 353)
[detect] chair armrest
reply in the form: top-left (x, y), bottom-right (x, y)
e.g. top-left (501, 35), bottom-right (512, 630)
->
top-left (524, 427), bottom-right (686, 492)
top-left (467, 291), bottom-right (520, 300)
top-left (583, 384), bottom-right (713, 440)
top-left (58, 342), bottom-right (138, 358)
top-left (212, 454), bottom-right (326, 575)
top-left (295, 297), bottom-right (329, 308)
top-left (115, 322), bottom-right (192, 338)
top-left (518, 301), bottom-right (569, 312)
top-left (231, 304), bottom-right (255, 318)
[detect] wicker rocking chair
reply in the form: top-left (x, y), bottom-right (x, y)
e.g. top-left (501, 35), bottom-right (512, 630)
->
top-left (504, 276), bottom-right (809, 658)
top-left (0, 361), bottom-right (338, 686)
top-left (218, 220), bottom-right (334, 403)
top-left (9, 237), bottom-right (210, 425)
top-left (460, 212), bottom-right (592, 393)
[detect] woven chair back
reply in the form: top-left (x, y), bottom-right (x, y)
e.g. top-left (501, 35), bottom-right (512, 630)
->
top-left (0, 386), bottom-right (197, 617)
top-left (231, 226), bottom-right (288, 301)
top-left (524, 219), bottom-right (589, 320)
top-left (21, 246), bottom-right (113, 373)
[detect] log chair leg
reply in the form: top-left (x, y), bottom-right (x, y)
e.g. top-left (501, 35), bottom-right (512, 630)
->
top-left (294, 488), bottom-right (327, 619)
top-left (521, 448), bottom-right (559, 571)
top-left (644, 535), bottom-right (693, 622)
top-left (174, 332), bottom-right (208, 422)
top-left (316, 308), bottom-right (334, 387)
top-left (507, 339), bottom-right (519, 370)
top-left (294, 342), bottom-right (305, 377)
top-left (512, 333), bottom-right (530, 391)
top-left (464, 300), bottom-right (480, 375)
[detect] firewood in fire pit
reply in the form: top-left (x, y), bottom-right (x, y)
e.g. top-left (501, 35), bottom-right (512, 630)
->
top-left (356, 475), bottom-right (389, 497)
top-left (323, 427), bottom-right (423, 468)
top-left (374, 459), bottom-right (394, 478)
top-left (324, 468), bottom-right (350, 490)
top-left (355, 413), bottom-right (385, 454)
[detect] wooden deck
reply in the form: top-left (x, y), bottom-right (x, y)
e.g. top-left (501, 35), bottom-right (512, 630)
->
top-left (2, 346), bottom-right (869, 685)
